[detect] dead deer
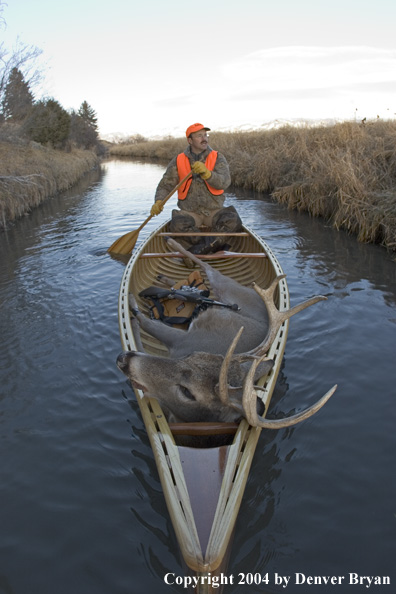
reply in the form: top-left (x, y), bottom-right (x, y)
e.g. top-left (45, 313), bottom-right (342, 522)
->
top-left (117, 238), bottom-right (336, 427)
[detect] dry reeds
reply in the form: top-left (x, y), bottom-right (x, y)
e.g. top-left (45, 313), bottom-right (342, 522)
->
top-left (109, 135), bottom-right (186, 161)
top-left (0, 141), bottom-right (98, 228)
top-left (110, 120), bottom-right (396, 252)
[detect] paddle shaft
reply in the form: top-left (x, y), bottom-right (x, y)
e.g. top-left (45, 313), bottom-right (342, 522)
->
top-left (107, 171), bottom-right (192, 254)
top-left (135, 171), bottom-right (192, 232)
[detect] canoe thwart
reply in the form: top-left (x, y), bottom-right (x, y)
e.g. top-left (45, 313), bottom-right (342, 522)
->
top-left (158, 232), bottom-right (250, 237)
top-left (169, 422), bottom-right (240, 436)
top-left (140, 251), bottom-right (268, 259)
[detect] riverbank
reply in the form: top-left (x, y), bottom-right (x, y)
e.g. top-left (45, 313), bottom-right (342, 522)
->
top-left (0, 140), bottom-right (99, 228)
top-left (110, 121), bottom-right (396, 253)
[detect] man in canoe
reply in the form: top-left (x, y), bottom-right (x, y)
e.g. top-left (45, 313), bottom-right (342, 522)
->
top-left (150, 122), bottom-right (242, 255)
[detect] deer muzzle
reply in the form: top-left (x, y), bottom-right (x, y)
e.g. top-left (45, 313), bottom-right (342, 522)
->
top-left (116, 351), bottom-right (137, 373)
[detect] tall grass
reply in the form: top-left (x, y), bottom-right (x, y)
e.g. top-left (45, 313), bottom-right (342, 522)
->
top-left (0, 141), bottom-right (98, 228)
top-left (110, 121), bottom-right (396, 252)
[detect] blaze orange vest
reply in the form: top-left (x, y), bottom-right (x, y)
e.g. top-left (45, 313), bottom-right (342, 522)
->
top-left (176, 151), bottom-right (224, 200)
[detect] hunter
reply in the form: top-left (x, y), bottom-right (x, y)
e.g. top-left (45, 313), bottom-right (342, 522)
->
top-left (151, 123), bottom-right (242, 255)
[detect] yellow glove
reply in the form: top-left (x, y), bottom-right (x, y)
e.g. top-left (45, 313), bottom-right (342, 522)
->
top-left (150, 200), bottom-right (164, 216)
top-left (192, 161), bottom-right (212, 180)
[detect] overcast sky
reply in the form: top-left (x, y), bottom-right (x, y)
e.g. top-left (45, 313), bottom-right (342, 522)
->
top-left (2, 0), bottom-right (396, 138)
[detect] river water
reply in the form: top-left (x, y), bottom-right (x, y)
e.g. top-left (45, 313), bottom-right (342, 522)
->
top-left (0, 159), bottom-right (395, 594)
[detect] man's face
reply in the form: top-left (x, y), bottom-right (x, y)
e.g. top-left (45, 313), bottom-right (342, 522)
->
top-left (188, 130), bottom-right (209, 153)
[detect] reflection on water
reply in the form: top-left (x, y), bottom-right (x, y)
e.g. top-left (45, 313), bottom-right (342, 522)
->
top-left (0, 159), bottom-right (395, 594)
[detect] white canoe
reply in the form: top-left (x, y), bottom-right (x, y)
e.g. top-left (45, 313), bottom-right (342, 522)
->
top-left (118, 221), bottom-right (290, 591)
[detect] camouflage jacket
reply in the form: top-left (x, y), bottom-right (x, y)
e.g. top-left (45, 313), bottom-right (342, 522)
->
top-left (154, 146), bottom-right (231, 214)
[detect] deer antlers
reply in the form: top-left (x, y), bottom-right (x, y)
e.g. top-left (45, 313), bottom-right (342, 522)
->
top-left (239, 277), bottom-right (327, 360)
top-left (218, 275), bottom-right (337, 428)
top-left (243, 356), bottom-right (337, 428)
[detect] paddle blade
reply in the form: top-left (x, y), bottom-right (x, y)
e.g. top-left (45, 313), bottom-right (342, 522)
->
top-left (107, 229), bottom-right (140, 255)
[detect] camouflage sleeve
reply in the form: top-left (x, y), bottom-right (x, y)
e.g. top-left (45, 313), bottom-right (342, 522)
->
top-left (154, 157), bottom-right (179, 202)
top-left (207, 152), bottom-right (231, 190)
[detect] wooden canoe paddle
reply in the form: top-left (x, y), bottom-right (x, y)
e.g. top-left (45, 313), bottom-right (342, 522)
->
top-left (107, 172), bottom-right (192, 255)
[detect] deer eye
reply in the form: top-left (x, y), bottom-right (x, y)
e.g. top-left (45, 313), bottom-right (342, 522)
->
top-left (179, 385), bottom-right (196, 401)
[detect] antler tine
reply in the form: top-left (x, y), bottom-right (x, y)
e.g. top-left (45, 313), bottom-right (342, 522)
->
top-left (239, 276), bottom-right (327, 360)
top-left (242, 354), bottom-right (337, 428)
top-left (241, 354), bottom-right (272, 424)
top-left (217, 326), bottom-right (244, 405)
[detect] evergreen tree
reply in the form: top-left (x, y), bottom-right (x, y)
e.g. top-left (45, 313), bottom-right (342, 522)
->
top-left (77, 101), bottom-right (98, 132)
top-left (69, 109), bottom-right (98, 149)
top-left (2, 67), bottom-right (34, 121)
top-left (24, 98), bottom-right (71, 147)
top-left (0, 41), bottom-right (43, 114)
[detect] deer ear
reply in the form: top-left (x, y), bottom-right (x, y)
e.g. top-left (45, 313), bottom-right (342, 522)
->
top-left (252, 358), bottom-right (274, 381)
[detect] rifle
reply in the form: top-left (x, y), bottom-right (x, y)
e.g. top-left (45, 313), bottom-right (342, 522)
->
top-left (139, 285), bottom-right (240, 312)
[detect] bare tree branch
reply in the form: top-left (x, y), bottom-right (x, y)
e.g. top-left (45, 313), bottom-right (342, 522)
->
top-left (0, 38), bottom-right (44, 104)
top-left (0, 1), bottom-right (6, 30)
